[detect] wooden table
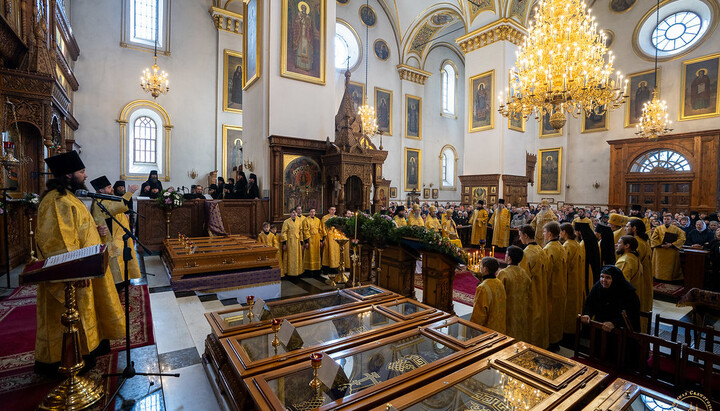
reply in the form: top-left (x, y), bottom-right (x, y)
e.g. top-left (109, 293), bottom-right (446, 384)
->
top-left (582, 378), bottom-right (701, 410)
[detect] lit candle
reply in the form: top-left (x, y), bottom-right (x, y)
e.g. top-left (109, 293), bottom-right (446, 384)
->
top-left (310, 352), bottom-right (323, 365)
top-left (272, 318), bottom-right (281, 327)
top-left (354, 211), bottom-right (358, 240)
top-left (246, 295), bottom-right (254, 304)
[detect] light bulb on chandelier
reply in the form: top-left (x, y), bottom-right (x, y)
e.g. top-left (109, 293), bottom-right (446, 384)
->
top-left (498, 0), bottom-right (627, 130)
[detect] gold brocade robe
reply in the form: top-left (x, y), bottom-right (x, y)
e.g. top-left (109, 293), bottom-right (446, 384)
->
top-left (635, 237), bottom-right (653, 312)
top-left (281, 217), bottom-right (304, 276)
top-left (616, 253), bottom-right (643, 299)
top-left (425, 216), bottom-right (441, 232)
top-left (91, 193), bottom-right (141, 284)
top-left (35, 190), bottom-right (125, 364)
top-left (321, 215), bottom-right (341, 269)
top-left (407, 213), bottom-right (424, 227)
top-left (531, 210), bottom-right (558, 247)
top-left (650, 224), bottom-right (685, 281)
top-left (470, 209), bottom-right (489, 245)
top-left (520, 244), bottom-right (549, 348)
top-left (497, 265), bottom-right (531, 342)
top-left (563, 239), bottom-right (584, 334)
top-left (470, 277), bottom-right (507, 333)
top-left (273, 233), bottom-right (284, 277)
top-left (393, 215), bottom-right (407, 227)
top-left (257, 230), bottom-right (274, 246)
top-left (572, 216), bottom-right (593, 225)
top-left (544, 240), bottom-right (567, 344)
top-left (613, 228), bottom-right (624, 246)
top-left (441, 217), bottom-right (463, 248)
top-left (491, 208), bottom-right (511, 247)
top-left (302, 216), bottom-right (324, 271)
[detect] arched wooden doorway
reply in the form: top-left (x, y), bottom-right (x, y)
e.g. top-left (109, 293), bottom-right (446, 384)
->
top-left (345, 176), bottom-right (363, 212)
top-left (625, 149), bottom-right (693, 214)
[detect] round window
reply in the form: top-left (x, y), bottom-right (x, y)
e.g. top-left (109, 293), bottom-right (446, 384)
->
top-left (652, 11), bottom-right (702, 52)
top-left (335, 21), bottom-right (361, 70)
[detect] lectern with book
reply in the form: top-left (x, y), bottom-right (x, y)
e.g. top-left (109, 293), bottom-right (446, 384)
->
top-left (21, 244), bottom-right (109, 410)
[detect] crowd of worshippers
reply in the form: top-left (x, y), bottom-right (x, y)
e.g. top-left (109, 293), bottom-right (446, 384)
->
top-left (135, 170), bottom-right (260, 200)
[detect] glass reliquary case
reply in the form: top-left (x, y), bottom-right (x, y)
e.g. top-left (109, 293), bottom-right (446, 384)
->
top-left (205, 285), bottom-right (398, 338)
top-left (243, 318), bottom-right (513, 411)
top-left (582, 378), bottom-right (705, 411)
top-left (381, 342), bottom-right (609, 411)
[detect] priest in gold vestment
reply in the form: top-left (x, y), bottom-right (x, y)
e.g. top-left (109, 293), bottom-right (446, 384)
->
top-left (89, 176), bottom-right (141, 284)
top-left (650, 213), bottom-right (686, 281)
top-left (35, 151), bottom-right (125, 372)
top-left (626, 219), bottom-right (653, 318)
top-left (491, 200), bottom-right (511, 248)
top-left (302, 208), bottom-right (324, 273)
top-left (470, 257), bottom-right (507, 333)
top-left (424, 206), bottom-right (441, 232)
top-left (519, 225), bottom-right (549, 348)
top-left (407, 204), bottom-right (424, 227)
top-left (441, 209), bottom-right (463, 248)
top-left (530, 200), bottom-right (557, 247)
top-left (281, 209), bottom-right (305, 276)
top-left (271, 225), bottom-right (284, 277)
top-left (543, 221), bottom-right (567, 351)
top-left (609, 213), bottom-right (629, 245)
top-left (393, 206), bottom-right (407, 227)
top-left (470, 201), bottom-right (489, 247)
top-left (616, 236), bottom-right (643, 298)
top-left (497, 246), bottom-right (531, 342)
top-left (560, 223), bottom-right (585, 336)
top-left (322, 206), bottom-right (341, 273)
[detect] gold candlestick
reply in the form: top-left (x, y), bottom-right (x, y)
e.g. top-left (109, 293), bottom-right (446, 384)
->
top-left (39, 282), bottom-right (105, 410)
top-left (27, 216), bottom-right (38, 263)
top-left (246, 296), bottom-right (255, 321)
top-left (309, 353), bottom-right (323, 395)
top-left (329, 238), bottom-right (349, 286)
top-left (164, 210), bottom-right (172, 239)
top-left (271, 318), bottom-right (282, 347)
top-left (351, 244), bottom-right (361, 287)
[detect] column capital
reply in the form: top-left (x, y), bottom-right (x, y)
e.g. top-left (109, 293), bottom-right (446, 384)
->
top-left (396, 64), bottom-right (432, 85)
top-left (209, 6), bottom-right (242, 35)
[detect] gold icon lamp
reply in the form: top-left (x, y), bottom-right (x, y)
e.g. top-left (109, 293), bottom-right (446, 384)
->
top-left (271, 318), bottom-right (282, 347)
top-left (309, 353), bottom-right (323, 397)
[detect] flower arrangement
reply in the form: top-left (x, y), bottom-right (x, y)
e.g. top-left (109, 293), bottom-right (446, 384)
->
top-left (155, 187), bottom-right (184, 210)
top-left (23, 192), bottom-right (40, 210)
top-left (325, 213), bottom-right (467, 263)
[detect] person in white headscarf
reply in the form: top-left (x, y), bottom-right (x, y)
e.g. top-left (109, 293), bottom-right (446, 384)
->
top-left (686, 219), bottom-right (714, 248)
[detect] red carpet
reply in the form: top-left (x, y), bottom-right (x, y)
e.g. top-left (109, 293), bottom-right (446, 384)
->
top-left (415, 270), bottom-right (478, 306)
top-left (0, 284), bottom-right (154, 410)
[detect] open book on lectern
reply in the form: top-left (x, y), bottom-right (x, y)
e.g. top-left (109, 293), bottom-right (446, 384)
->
top-left (20, 244), bottom-right (109, 285)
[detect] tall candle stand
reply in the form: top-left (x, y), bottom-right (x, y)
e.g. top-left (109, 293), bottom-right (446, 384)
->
top-left (27, 216), bottom-right (38, 263)
top-left (246, 295), bottom-right (255, 321)
top-left (328, 238), bottom-right (349, 286)
top-left (351, 244), bottom-right (361, 287)
top-left (271, 318), bottom-right (281, 347)
top-left (309, 353), bottom-right (323, 397)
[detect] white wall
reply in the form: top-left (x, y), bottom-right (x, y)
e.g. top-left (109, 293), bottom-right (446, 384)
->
top-left (71, 0), bottom-right (217, 190)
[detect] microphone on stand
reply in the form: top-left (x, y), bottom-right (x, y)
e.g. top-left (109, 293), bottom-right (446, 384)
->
top-left (74, 189), bottom-right (124, 202)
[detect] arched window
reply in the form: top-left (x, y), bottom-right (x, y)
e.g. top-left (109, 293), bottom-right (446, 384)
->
top-left (335, 20), bottom-right (361, 70)
top-left (440, 145), bottom-right (457, 189)
top-left (441, 61), bottom-right (456, 116)
top-left (118, 100), bottom-right (173, 181)
top-left (630, 149), bottom-right (691, 172)
top-left (121, 0), bottom-right (171, 54)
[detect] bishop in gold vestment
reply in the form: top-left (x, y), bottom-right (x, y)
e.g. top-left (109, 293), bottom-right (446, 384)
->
top-left (425, 206), bottom-right (442, 232)
top-left (530, 201), bottom-right (558, 247)
top-left (519, 225), bottom-right (549, 348)
top-left (650, 215), bottom-right (686, 281)
top-left (35, 151), bottom-right (125, 367)
top-left (322, 207), bottom-right (341, 272)
top-left (470, 259), bottom-right (507, 333)
top-left (407, 205), bottom-right (424, 227)
top-left (302, 209), bottom-right (324, 272)
top-left (491, 201), bottom-right (511, 248)
top-left (470, 202), bottom-right (489, 246)
top-left (561, 225), bottom-right (584, 335)
top-left (281, 210), bottom-right (304, 276)
top-left (89, 176), bottom-right (141, 284)
top-left (543, 224), bottom-right (567, 347)
top-left (497, 246), bottom-right (531, 342)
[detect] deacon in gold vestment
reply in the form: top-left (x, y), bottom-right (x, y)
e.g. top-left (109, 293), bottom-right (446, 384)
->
top-left (424, 206), bottom-right (441, 232)
top-left (407, 204), bottom-right (424, 227)
top-left (560, 223), bottom-right (584, 336)
top-left (650, 213), bottom-right (686, 281)
top-left (441, 209), bottom-right (463, 248)
top-left (530, 200), bottom-right (558, 247)
top-left (470, 258), bottom-right (507, 333)
top-left (35, 151), bottom-right (125, 370)
top-left (271, 225), bottom-right (284, 277)
top-left (519, 225), bottom-right (549, 348)
top-left (543, 222), bottom-right (567, 350)
top-left (470, 201), bottom-right (489, 247)
top-left (609, 213), bottom-right (629, 246)
top-left (491, 200), bottom-right (511, 248)
top-left (257, 222), bottom-right (274, 246)
top-left (616, 236), bottom-right (643, 300)
top-left (295, 206), bottom-right (307, 262)
top-left (302, 208), bottom-right (324, 272)
top-left (497, 246), bottom-right (531, 342)
top-left (322, 206), bottom-right (341, 273)
top-left (393, 206), bottom-right (407, 227)
top-left (281, 209), bottom-right (305, 276)
top-left (89, 176), bottom-right (141, 284)
top-left (626, 219), bottom-right (653, 316)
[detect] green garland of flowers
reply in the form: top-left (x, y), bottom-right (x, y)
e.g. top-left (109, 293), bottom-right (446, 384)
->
top-left (324, 214), bottom-right (467, 263)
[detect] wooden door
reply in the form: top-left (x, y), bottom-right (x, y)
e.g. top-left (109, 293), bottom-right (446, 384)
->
top-left (627, 181), bottom-right (692, 214)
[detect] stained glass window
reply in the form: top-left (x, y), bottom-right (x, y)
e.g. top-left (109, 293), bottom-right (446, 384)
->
top-left (630, 150), bottom-right (691, 173)
top-left (652, 11), bottom-right (701, 52)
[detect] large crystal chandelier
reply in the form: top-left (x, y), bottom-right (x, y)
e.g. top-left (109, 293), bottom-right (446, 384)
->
top-left (140, 0), bottom-right (169, 99)
top-left (498, 0), bottom-right (626, 130)
top-left (357, 0), bottom-right (378, 138)
top-left (635, 0), bottom-right (672, 139)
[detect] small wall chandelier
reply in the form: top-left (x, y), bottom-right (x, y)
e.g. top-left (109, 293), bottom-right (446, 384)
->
top-left (498, 0), bottom-right (626, 130)
top-left (357, 0), bottom-right (378, 138)
top-left (636, 0), bottom-right (672, 140)
top-left (140, 0), bottom-right (169, 99)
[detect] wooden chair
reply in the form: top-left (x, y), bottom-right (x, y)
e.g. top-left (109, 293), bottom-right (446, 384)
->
top-left (639, 310), bottom-right (652, 333)
top-left (653, 313), bottom-right (719, 352)
top-left (623, 330), bottom-right (684, 392)
top-left (573, 315), bottom-right (625, 374)
top-left (680, 345), bottom-right (720, 407)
